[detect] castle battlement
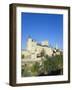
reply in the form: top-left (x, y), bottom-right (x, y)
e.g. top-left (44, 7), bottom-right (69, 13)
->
top-left (22, 37), bottom-right (61, 61)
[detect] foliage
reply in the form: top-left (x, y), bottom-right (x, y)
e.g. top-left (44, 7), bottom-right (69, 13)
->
top-left (31, 62), bottom-right (40, 76)
top-left (22, 53), bottom-right (63, 77)
top-left (41, 54), bottom-right (63, 75)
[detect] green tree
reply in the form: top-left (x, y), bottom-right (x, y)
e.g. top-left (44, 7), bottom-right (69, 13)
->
top-left (41, 54), bottom-right (63, 75)
top-left (42, 55), bottom-right (53, 74)
top-left (53, 55), bottom-right (63, 70)
top-left (31, 62), bottom-right (40, 76)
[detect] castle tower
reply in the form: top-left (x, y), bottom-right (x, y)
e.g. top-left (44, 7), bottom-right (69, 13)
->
top-left (41, 40), bottom-right (48, 46)
top-left (26, 36), bottom-right (32, 51)
top-left (26, 36), bottom-right (37, 52)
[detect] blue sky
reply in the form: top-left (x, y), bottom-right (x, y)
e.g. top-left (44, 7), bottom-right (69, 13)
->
top-left (21, 12), bottom-right (63, 49)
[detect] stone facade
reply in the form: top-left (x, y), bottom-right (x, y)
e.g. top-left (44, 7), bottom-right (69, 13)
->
top-left (21, 37), bottom-right (61, 61)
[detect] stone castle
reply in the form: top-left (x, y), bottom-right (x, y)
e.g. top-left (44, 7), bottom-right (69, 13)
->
top-left (21, 36), bottom-right (61, 62)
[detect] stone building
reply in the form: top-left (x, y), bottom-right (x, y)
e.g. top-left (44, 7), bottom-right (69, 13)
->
top-left (21, 36), bottom-right (61, 61)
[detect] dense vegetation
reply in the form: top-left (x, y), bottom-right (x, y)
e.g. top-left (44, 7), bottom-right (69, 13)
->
top-left (21, 52), bottom-right (63, 77)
